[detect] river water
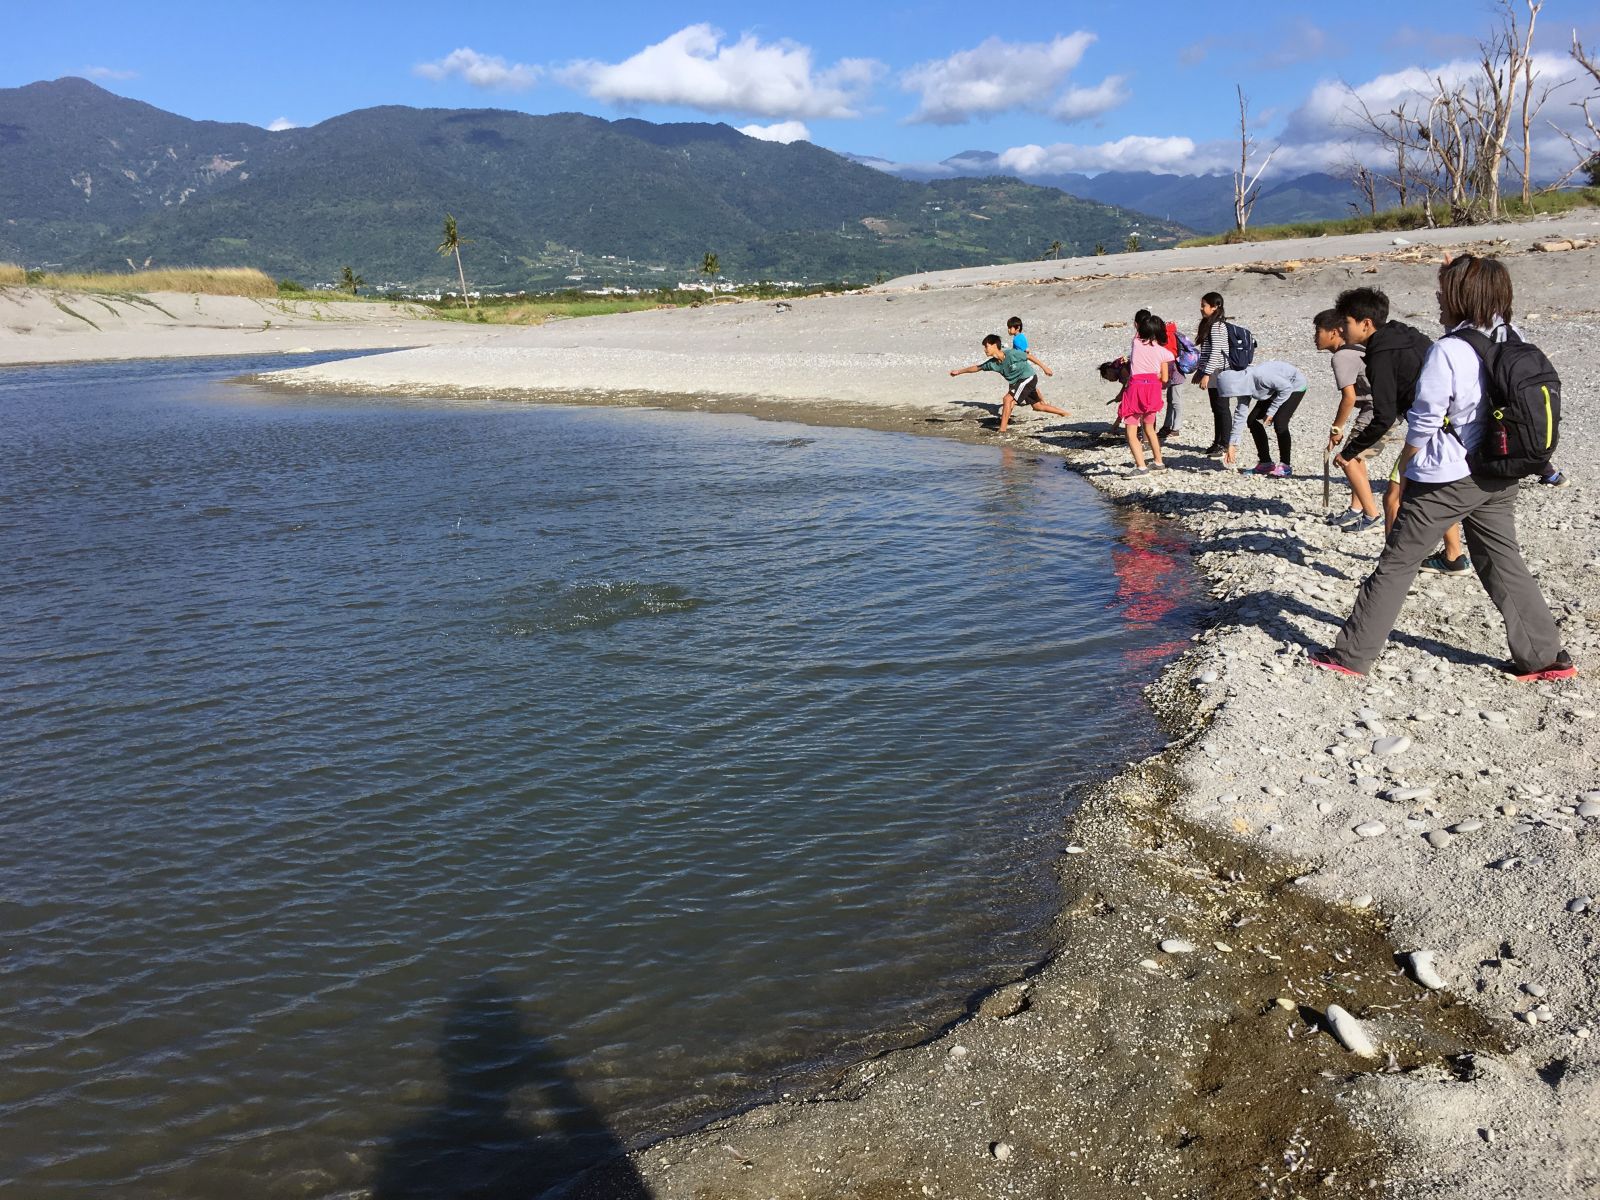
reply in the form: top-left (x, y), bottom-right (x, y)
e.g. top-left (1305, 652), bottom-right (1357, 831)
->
top-left (0, 353), bottom-right (1197, 1197)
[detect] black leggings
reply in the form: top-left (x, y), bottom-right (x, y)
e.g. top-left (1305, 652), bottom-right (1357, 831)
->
top-left (1208, 387), bottom-right (1229, 449)
top-left (1248, 390), bottom-right (1305, 466)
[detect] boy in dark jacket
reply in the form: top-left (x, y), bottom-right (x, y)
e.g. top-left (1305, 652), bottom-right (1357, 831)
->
top-left (1331, 287), bottom-right (1467, 570)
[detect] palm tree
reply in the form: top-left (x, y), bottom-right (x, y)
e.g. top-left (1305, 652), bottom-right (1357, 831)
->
top-left (340, 265), bottom-right (365, 295)
top-left (700, 252), bottom-right (720, 292)
top-left (1048, 240), bottom-right (1063, 260)
top-left (438, 213), bottom-right (472, 312)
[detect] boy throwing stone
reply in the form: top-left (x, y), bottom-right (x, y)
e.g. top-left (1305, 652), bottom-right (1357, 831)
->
top-left (949, 334), bottom-right (1067, 433)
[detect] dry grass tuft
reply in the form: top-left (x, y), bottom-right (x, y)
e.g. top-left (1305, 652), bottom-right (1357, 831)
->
top-left (0, 262), bottom-right (26, 285)
top-left (28, 267), bottom-right (278, 297)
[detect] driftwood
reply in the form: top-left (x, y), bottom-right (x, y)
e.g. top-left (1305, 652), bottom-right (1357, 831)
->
top-left (1243, 265), bottom-right (1287, 279)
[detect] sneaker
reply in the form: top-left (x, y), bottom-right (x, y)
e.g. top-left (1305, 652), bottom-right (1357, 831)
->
top-left (1309, 650), bottom-right (1364, 677)
top-left (1348, 513), bottom-right (1384, 533)
top-left (1540, 469), bottom-right (1569, 488)
top-left (1130, 467), bottom-right (1150, 476)
top-left (1268, 463), bottom-right (1293, 478)
top-left (1251, 462), bottom-right (1275, 474)
top-left (1204, 445), bottom-right (1225, 457)
top-left (1326, 508), bottom-right (1362, 526)
top-left (1511, 650), bottom-right (1577, 681)
top-left (1419, 553), bottom-right (1472, 575)
top-left (1151, 462), bottom-right (1169, 472)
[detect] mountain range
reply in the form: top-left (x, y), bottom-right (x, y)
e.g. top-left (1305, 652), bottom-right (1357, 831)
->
top-left (0, 79), bottom-right (1190, 288)
top-left (849, 151), bottom-right (1365, 235)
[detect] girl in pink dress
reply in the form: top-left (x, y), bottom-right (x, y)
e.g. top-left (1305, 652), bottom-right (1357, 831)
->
top-left (1119, 312), bottom-right (1173, 474)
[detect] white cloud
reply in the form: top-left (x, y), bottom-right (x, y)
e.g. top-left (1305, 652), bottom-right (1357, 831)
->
top-left (1050, 75), bottom-right (1130, 121)
top-left (977, 48), bottom-right (1596, 185)
top-left (267, 117), bottom-right (298, 132)
top-left (998, 135), bottom-right (1227, 175)
top-left (902, 33), bottom-right (1124, 125)
top-left (738, 120), bottom-right (811, 143)
top-left (560, 24), bottom-right (880, 119)
top-left (415, 47), bottom-right (541, 91)
top-left (81, 66), bottom-right (137, 81)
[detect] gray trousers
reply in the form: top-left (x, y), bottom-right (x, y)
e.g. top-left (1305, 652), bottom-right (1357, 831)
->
top-left (1330, 474), bottom-right (1562, 673)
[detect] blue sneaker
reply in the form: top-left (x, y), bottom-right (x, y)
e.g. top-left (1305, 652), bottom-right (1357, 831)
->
top-left (1347, 513), bottom-right (1384, 533)
top-left (1326, 508), bottom-right (1363, 526)
top-left (1540, 469), bottom-right (1569, 488)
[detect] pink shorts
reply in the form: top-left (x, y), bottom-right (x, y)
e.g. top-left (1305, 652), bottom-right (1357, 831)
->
top-left (1118, 375), bottom-right (1164, 425)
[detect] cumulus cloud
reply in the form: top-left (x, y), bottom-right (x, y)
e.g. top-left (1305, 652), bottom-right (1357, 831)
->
top-left (1051, 75), bottom-right (1131, 121)
top-left (998, 135), bottom-right (1229, 175)
top-left (737, 120), bottom-right (812, 143)
top-left (415, 47), bottom-right (541, 91)
top-left (560, 24), bottom-right (880, 119)
top-left (901, 33), bottom-right (1118, 124)
top-left (81, 66), bottom-right (137, 81)
top-left (981, 48), bottom-right (1595, 184)
top-left (267, 117), bottom-right (298, 132)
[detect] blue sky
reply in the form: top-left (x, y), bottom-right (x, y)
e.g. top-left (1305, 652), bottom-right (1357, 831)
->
top-left (7, 1), bottom-right (1598, 177)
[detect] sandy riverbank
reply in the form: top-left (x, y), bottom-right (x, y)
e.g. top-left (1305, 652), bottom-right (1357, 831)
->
top-left (0, 287), bottom-right (490, 364)
top-left (108, 216), bottom-right (1600, 1195)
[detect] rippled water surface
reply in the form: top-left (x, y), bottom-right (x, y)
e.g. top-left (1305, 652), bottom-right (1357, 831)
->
top-left (0, 354), bottom-right (1197, 1197)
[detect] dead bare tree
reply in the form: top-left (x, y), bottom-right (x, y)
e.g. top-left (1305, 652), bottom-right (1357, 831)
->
top-left (1339, 154), bottom-right (1380, 215)
top-left (1232, 85), bottom-right (1277, 234)
top-left (1561, 31), bottom-right (1600, 181)
top-left (1341, 1), bottom-right (1546, 225)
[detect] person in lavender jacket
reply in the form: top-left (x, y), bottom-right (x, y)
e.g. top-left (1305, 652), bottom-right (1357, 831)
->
top-left (1311, 255), bottom-right (1576, 680)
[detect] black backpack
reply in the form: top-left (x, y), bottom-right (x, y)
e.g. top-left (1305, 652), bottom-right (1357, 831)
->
top-left (1447, 327), bottom-right (1560, 478)
top-left (1223, 321), bottom-right (1256, 371)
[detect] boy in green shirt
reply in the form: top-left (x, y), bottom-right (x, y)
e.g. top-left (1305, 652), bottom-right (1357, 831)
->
top-left (949, 334), bottom-right (1067, 433)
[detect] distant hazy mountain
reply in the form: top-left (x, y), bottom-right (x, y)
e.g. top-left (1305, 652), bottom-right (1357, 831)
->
top-left (850, 150), bottom-right (1363, 234)
top-left (0, 79), bottom-right (1191, 286)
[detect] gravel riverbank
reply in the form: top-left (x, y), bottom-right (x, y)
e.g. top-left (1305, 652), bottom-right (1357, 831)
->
top-left (256, 216), bottom-right (1600, 1197)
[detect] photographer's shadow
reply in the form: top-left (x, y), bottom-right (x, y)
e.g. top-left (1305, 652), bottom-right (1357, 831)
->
top-left (372, 981), bottom-right (650, 1200)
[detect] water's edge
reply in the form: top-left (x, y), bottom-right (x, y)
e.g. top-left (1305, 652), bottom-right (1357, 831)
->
top-left (246, 376), bottom-right (1470, 1197)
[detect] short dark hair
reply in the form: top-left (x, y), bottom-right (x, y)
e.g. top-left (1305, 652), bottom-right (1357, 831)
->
top-left (982, 334), bottom-right (1004, 349)
top-left (1134, 308), bottom-right (1151, 322)
top-left (1097, 360), bottom-right (1126, 382)
top-left (1437, 254), bottom-right (1513, 329)
top-left (1335, 287), bottom-right (1389, 327)
top-left (1006, 316), bottom-right (1023, 329)
top-left (1313, 308), bottom-right (1342, 332)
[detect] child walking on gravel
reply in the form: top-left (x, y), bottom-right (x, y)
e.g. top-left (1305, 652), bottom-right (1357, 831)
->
top-left (1311, 255), bottom-right (1576, 680)
top-left (1118, 312), bottom-right (1172, 475)
top-left (949, 334), bottom-right (1067, 434)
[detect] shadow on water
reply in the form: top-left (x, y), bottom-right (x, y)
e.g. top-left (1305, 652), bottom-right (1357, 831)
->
top-left (372, 981), bottom-right (651, 1200)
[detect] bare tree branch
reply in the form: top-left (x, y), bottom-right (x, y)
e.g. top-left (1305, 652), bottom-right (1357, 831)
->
top-left (1233, 85), bottom-right (1278, 233)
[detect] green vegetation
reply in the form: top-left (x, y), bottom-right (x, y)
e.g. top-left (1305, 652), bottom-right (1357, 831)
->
top-left (1177, 188), bottom-right (1600, 247)
top-left (700, 251), bottom-right (720, 286)
top-left (0, 82), bottom-right (1186, 285)
top-left (339, 265), bottom-right (365, 295)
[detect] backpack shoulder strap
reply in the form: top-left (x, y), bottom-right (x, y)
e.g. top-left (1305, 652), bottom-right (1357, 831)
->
top-left (1445, 327), bottom-right (1495, 366)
